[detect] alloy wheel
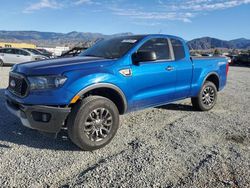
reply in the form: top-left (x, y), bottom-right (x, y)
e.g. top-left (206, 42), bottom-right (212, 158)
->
top-left (83, 108), bottom-right (113, 142)
top-left (202, 86), bottom-right (215, 106)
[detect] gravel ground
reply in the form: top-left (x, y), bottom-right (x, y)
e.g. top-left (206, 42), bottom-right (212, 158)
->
top-left (0, 66), bottom-right (249, 187)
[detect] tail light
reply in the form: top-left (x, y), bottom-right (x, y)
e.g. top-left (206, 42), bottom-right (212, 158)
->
top-left (226, 63), bottom-right (229, 76)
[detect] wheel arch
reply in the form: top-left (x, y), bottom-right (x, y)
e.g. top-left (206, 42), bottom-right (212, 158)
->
top-left (76, 83), bottom-right (127, 114)
top-left (203, 72), bottom-right (220, 91)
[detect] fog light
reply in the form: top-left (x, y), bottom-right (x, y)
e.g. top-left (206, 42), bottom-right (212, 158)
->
top-left (32, 112), bottom-right (51, 123)
top-left (42, 114), bottom-right (49, 122)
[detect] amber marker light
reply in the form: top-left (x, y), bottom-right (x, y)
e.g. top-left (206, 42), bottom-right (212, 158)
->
top-left (70, 95), bottom-right (80, 104)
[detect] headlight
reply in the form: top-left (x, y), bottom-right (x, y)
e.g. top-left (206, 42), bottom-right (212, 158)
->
top-left (28, 75), bottom-right (67, 90)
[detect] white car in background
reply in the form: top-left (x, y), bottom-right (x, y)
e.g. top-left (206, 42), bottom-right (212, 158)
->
top-left (0, 48), bottom-right (48, 66)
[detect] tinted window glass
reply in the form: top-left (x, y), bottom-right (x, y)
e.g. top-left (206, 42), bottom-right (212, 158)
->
top-left (3, 48), bottom-right (15, 54)
top-left (80, 35), bottom-right (145, 59)
top-left (24, 48), bottom-right (41, 55)
top-left (138, 38), bottom-right (171, 60)
top-left (171, 38), bottom-right (185, 60)
top-left (16, 49), bottom-right (29, 56)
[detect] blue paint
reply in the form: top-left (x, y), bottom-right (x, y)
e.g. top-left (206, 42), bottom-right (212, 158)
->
top-left (5, 34), bottom-right (228, 113)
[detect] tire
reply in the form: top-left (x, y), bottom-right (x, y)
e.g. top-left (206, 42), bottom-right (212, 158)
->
top-left (67, 96), bottom-right (120, 151)
top-left (0, 59), bottom-right (4, 67)
top-left (191, 81), bottom-right (217, 111)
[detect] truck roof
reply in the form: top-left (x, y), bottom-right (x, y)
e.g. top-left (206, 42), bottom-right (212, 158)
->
top-left (126, 34), bottom-right (185, 42)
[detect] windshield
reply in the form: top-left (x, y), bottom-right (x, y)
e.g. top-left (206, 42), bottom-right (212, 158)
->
top-left (80, 35), bottom-right (145, 59)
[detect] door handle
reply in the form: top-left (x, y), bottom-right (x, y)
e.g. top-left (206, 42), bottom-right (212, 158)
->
top-left (166, 66), bottom-right (174, 71)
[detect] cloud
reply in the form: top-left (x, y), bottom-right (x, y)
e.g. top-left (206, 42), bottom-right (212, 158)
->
top-left (109, 7), bottom-right (195, 23)
top-left (170, 0), bottom-right (250, 11)
top-left (23, 0), bottom-right (62, 13)
top-left (109, 0), bottom-right (250, 24)
top-left (74, 0), bottom-right (94, 5)
top-left (131, 21), bottom-right (162, 26)
top-left (22, 0), bottom-right (250, 24)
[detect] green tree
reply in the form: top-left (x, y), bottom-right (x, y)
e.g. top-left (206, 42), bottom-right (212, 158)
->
top-left (214, 49), bottom-right (220, 56)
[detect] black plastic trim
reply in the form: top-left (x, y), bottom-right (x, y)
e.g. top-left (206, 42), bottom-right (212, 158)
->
top-left (77, 83), bottom-right (128, 114)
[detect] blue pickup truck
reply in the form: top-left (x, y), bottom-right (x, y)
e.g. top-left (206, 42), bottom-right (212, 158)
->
top-left (5, 34), bottom-right (229, 150)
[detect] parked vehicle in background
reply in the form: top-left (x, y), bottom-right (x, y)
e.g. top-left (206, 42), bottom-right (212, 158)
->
top-left (24, 48), bottom-right (44, 56)
top-left (226, 55), bottom-right (238, 64)
top-left (190, 52), bottom-right (202, 57)
top-left (0, 48), bottom-right (48, 66)
top-left (36, 48), bottom-right (54, 58)
top-left (224, 56), bottom-right (232, 64)
top-left (60, 47), bottom-right (87, 58)
top-left (5, 34), bottom-right (229, 150)
top-left (235, 54), bottom-right (250, 66)
top-left (201, 53), bottom-right (213, 57)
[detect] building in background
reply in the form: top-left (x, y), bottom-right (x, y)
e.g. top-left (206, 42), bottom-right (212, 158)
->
top-left (0, 42), bottom-right (36, 49)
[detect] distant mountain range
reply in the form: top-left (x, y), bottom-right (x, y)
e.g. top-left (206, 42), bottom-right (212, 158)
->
top-left (0, 30), bottom-right (133, 47)
top-left (187, 37), bottom-right (250, 50)
top-left (0, 30), bottom-right (249, 49)
top-left (0, 30), bottom-right (134, 40)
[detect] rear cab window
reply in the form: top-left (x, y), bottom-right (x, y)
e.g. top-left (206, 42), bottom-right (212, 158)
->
top-left (170, 38), bottom-right (186, 61)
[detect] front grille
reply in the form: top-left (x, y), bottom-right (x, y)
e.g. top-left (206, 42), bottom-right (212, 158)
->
top-left (8, 72), bottom-right (29, 97)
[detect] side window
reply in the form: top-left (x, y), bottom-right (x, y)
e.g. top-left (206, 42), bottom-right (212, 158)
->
top-left (15, 49), bottom-right (29, 56)
top-left (138, 38), bottom-right (171, 60)
top-left (3, 48), bottom-right (15, 54)
top-left (170, 38), bottom-right (185, 61)
top-left (14, 49), bottom-right (21, 55)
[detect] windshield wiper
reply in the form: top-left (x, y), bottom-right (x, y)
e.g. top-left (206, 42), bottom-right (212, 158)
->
top-left (84, 54), bottom-right (104, 58)
top-left (84, 54), bottom-right (116, 59)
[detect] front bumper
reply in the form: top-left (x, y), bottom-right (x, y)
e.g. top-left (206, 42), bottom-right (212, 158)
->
top-left (5, 97), bottom-right (71, 133)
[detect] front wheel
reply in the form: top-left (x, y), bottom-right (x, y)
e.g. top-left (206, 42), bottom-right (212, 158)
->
top-left (191, 81), bottom-right (217, 111)
top-left (67, 96), bottom-right (120, 151)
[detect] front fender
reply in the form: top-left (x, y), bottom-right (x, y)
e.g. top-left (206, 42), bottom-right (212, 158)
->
top-left (64, 70), bottom-right (130, 108)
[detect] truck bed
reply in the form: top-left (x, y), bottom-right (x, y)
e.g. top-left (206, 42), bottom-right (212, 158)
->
top-left (191, 56), bottom-right (228, 95)
top-left (191, 56), bottom-right (226, 60)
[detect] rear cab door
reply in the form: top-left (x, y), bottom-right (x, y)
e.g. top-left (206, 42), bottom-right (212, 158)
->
top-left (130, 36), bottom-right (178, 110)
top-left (170, 38), bottom-right (193, 99)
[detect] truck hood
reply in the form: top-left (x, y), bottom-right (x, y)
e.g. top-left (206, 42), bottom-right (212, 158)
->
top-left (14, 56), bottom-right (115, 75)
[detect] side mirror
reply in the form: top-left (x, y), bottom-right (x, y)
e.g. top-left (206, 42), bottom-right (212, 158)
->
top-left (132, 51), bottom-right (157, 64)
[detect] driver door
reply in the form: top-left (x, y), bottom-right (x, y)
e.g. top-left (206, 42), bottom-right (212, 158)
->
top-left (130, 37), bottom-right (177, 110)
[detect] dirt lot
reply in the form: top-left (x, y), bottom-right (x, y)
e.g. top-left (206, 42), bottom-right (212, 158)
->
top-left (0, 66), bottom-right (249, 187)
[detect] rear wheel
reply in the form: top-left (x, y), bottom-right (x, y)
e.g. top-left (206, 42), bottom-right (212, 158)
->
top-left (191, 81), bottom-right (217, 111)
top-left (67, 96), bottom-right (120, 151)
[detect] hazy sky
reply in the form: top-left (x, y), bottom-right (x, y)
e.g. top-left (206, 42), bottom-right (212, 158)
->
top-left (0, 0), bottom-right (250, 40)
